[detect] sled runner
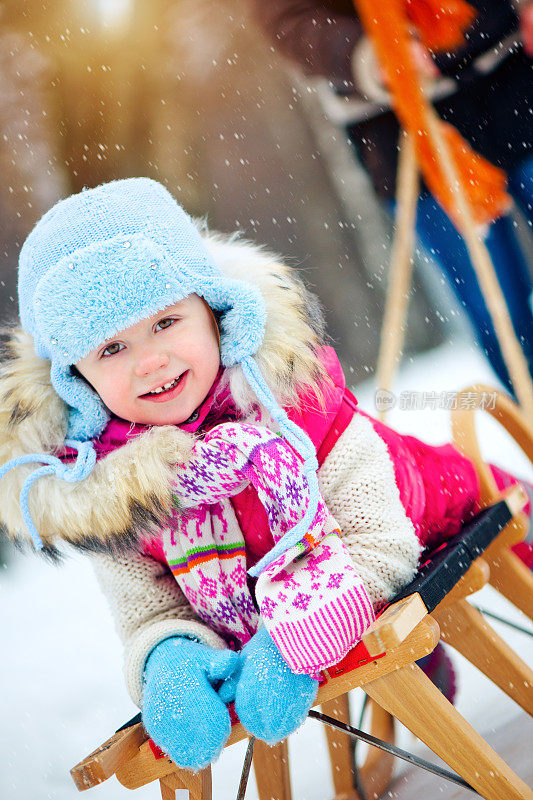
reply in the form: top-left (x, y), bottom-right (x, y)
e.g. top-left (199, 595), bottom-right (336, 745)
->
top-left (71, 482), bottom-right (533, 800)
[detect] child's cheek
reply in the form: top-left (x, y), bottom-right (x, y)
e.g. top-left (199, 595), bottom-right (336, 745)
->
top-left (98, 367), bottom-right (131, 416)
top-left (185, 335), bottom-right (219, 372)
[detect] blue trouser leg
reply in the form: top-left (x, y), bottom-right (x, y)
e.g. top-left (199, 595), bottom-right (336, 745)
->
top-left (507, 153), bottom-right (533, 229)
top-left (507, 153), bottom-right (533, 335)
top-left (413, 181), bottom-right (533, 394)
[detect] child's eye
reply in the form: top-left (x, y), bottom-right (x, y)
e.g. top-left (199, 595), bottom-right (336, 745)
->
top-left (155, 317), bottom-right (177, 332)
top-left (101, 342), bottom-right (125, 357)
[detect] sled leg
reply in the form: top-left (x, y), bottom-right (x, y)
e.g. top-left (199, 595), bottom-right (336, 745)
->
top-left (160, 777), bottom-right (177, 800)
top-left (489, 549), bottom-right (533, 621)
top-left (159, 767), bottom-right (212, 800)
top-left (434, 598), bottom-right (533, 714)
top-left (253, 738), bottom-right (292, 800)
top-left (321, 694), bottom-right (395, 800)
top-left (358, 700), bottom-right (395, 800)
top-left (321, 695), bottom-right (357, 799)
top-left (364, 663), bottom-right (533, 800)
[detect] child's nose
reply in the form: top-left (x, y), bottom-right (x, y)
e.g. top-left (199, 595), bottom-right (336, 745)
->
top-left (135, 351), bottom-right (170, 377)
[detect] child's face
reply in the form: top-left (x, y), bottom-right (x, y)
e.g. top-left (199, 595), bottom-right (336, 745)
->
top-left (76, 294), bottom-right (220, 426)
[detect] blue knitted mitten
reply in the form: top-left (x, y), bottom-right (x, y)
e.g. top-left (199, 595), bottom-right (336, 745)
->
top-left (222, 626), bottom-right (318, 744)
top-left (142, 637), bottom-right (239, 770)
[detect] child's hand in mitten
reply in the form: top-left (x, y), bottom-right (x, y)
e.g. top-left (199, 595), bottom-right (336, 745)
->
top-left (220, 626), bottom-right (318, 744)
top-left (142, 637), bottom-right (239, 770)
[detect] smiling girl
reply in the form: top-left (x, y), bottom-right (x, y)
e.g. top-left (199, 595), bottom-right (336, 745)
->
top-left (0, 178), bottom-right (530, 771)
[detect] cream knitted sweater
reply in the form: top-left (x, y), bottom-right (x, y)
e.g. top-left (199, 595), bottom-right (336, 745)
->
top-left (92, 412), bottom-right (422, 707)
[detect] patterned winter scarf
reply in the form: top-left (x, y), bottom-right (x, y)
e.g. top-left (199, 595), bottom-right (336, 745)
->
top-left (163, 422), bottom-right (375, 676)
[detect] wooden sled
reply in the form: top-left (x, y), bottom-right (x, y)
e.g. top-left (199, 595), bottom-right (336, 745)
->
top-left (327, 386), bottom-right (533, 800)
top-left (71, 487), bottom-right (533, 800)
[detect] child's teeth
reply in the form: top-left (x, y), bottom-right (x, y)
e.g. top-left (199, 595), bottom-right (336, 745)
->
top-left (149, 376), bottom-right (180, 395)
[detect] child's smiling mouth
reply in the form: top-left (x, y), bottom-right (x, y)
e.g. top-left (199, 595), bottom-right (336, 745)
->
top-left (139, 371), bottom-right (188, 402)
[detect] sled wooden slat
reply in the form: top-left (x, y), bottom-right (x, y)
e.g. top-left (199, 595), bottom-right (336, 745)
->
top-left (358, 699), bottom-right (396, 799)
top-left (433, 598), bottom-right (533, 716)
top-left (70, 724), bottom-right (147, 791)
top-left (316, 617), bottom-right (439, 706)
top-left (362, 592), bottom-right (427, 657)
top-left (115, 739), bottom-right (178, 789)
top-left (159, 767), bottom-right (212, 800)
top-left (364, 663), bottom-right (533, 800)
top-left (321, 695), bottom-right (357, 800)
top-left (490, 549), bottom-right (533, 620)
top-left (253, 740), bottom-right (292, 800)
top-left (320, 693), bottom-right (396, 800)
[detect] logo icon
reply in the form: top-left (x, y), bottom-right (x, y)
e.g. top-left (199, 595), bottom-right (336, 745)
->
top-left (374, 389), bottom-right (396, 412)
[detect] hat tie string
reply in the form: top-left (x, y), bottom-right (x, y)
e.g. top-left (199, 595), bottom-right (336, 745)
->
top-left (0, 440), bottom-right (97, 550)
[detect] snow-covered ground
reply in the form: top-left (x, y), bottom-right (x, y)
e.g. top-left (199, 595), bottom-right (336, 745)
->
top-left (1, 339), bottom-right (532, 800)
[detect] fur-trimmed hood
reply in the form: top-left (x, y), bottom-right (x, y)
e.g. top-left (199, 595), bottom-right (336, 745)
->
top-left (0, 228), bottom-right (326, 556)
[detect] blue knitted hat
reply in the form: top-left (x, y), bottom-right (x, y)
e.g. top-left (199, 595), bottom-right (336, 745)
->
top-left (3, 177), bottom-right (320, 562)
top-left (18, 177), bottom-right (266, 440)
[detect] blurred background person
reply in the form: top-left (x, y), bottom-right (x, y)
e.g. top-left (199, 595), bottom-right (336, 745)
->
top-left (248, 0), bottom-right (533, 395)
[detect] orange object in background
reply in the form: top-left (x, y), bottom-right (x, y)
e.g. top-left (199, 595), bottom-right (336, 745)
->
top-left (405, 0), bottom-right (477, 51)
top-left (353, 0), bottom-right (510, 227)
